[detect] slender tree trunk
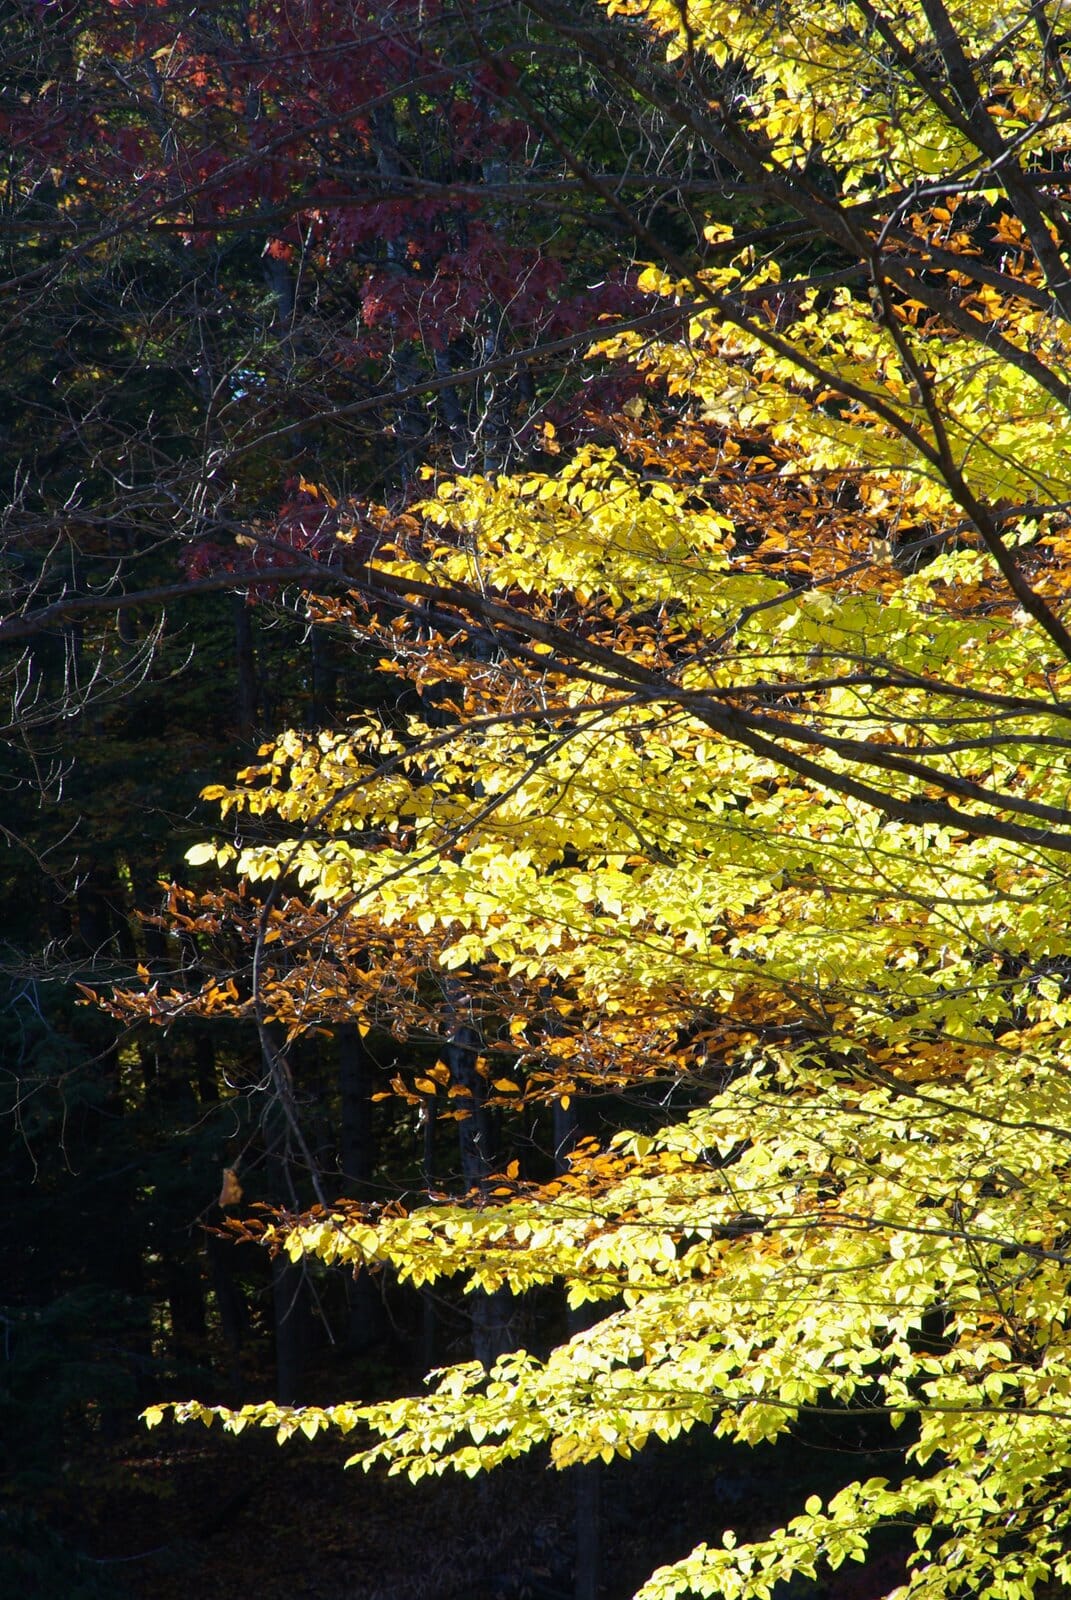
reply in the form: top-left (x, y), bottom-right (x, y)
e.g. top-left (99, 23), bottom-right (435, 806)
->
top-left (338, 1024), bottom-right (385, 1350)
top-left (421, 1089), bottom-right (438, 1372)
top-left (205, 1227), bottom-right (247, 1392)
top-left (234, 594), bottom-right (257, 742)
top-left (164, 1250), bottom-right (207, 1363)
top-left (271, 1252), bottom-right (311, 1405)
top-left (573, 1466), bottom-right (601, 1600)
top-left (339, 1024), bottom-right (375, 1190)
top-left (435, 345), bottom-right (473, 469)
top-left (310, 626), bottom-right (336, 727)
top-left (555, 1098), bottom-right (601, 1600)
top-left (194, 1032), bottom-right (219, 1105)
top-left (444, 1015), bottom-right (514, 1367)
top-left (371, 103), bottom-right (428, 491)
top-left (263, 1100), bottom-right (312, 1402)
top-left (478, 324), bottom-right (513, 476)
top-left (75, 868), bottom-right (115, 958)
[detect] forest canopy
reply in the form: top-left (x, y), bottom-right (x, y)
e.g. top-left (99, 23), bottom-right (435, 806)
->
top-left (9, 2), bottom-right (1071, 1598)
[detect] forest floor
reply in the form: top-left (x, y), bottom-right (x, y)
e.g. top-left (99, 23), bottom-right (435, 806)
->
top-left (52, 1416), bottom-right (908, 1600)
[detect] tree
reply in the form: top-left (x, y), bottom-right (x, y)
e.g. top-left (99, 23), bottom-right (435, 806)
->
top-left (110, 0), bottom-right (1071, 1596)
top-left (4, 10), bottom-right (706, 1580)
top-left (1, 0), bottom-right (667, 623)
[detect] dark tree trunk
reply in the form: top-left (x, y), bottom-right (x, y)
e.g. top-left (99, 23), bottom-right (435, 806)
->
top-left (75, 868), bottom-right (115, 958)
top-left (205, 1227), bottom-right (248, 1392)
top-left (194, 1032), bottom-right (220, 1105)
top-left (310, 626), bottom-right (336, 727)
top-left (271, 1253), bottom-right (311, 1406)
top-left (447, 1023), bottom-right (496, 1191)
top-left (263, 1097), bottom-right (312, 1402)
top-left (555, 1097), bottom-right (601, 1600)
top-left (339, 1024), bottom-right (375, 1193)
top-left (435, 345), bottom-right (473, 469)
top-left (371, 102), bottom-right (427, 490)
top-left (421, 1088), bottom-right (438, 1372)
top-left (234, 594), bottom-right (257, 741)
top-left (573, 1465), bottom-right (601, 1600)
top-left (337, 1024), bottom-right (385, 1350)
top-left (164, 1250), bottom-right (207, 1362)
top-left (445, 1019), bottom-right (514, 1367)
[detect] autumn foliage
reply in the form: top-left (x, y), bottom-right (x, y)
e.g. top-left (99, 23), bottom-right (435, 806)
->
top-left (64, 0), bottom-right (1071, 1597)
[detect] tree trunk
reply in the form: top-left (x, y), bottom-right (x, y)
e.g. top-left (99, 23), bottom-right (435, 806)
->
top-left (421, 1089), bottom-right (438, 1372)
top-left (194, 1032), bottom-right (220, 1105)
top-left (444, 1017), bottom-right (514, 1367)
top-left (234, 594), bottom-right (257, 742)
top-left (573, 1464), bottom-right (601, 1600)
top-left (271, 1253), bottom-right (311, 1406)
top-left (205, 1227), bottom-right (248, 1392)
top-left (555, 1098), bottom-right (601, 1600)
top-left (371, 102), bottom-right (428, 491)
top-left (338, 1024), bottom-right (385, 1350)
top-left (164, 1249), bottom-right (207, 1363)
top-left (263, 1096), bottom-right (312, 1402)
top-left (310, 626), bottom-right (336, 727)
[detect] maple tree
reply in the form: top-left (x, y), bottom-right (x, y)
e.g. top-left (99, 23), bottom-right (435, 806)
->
top-left (64, 0), bottom-right (1071, 1596)
top-left (1, 0), bottom-right (666, 623)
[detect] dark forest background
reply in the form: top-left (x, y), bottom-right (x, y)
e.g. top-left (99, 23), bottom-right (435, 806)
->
top-left (0, 4), bottom-right (900, 1594)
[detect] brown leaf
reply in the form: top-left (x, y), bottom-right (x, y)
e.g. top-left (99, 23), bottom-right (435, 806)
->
top-left (218, 1167), bottom-right (243, 1207)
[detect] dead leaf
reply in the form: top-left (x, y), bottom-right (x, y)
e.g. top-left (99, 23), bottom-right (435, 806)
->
top-left (218, 1167), bottom-right (243, 1207)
